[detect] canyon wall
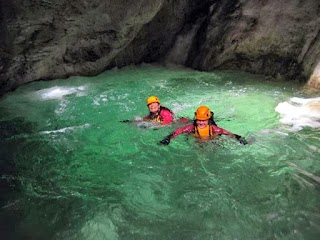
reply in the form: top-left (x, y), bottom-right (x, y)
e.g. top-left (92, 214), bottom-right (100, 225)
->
top-left (0, 0), bottom-right (319, 95)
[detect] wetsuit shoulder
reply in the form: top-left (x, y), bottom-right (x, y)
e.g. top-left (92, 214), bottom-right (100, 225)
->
top-left (160, 108), bottom-right (173, 124)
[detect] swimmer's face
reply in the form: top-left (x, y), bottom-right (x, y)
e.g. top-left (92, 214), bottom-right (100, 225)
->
top-left (148, 102), bottom-right (160, 114)
top-left (196, 119), bottom-right (209, 128)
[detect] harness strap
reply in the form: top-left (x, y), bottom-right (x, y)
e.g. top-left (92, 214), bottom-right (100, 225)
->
top-left (194, 124), bottom-right (213, 137)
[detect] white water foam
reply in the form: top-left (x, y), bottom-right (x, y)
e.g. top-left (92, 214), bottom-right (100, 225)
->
top-left (275, 97), bottom-right (320, 131)
top-left (40, 123), bottom-right (91, 134)
top-left (36, 86), bottom-right (87, 100)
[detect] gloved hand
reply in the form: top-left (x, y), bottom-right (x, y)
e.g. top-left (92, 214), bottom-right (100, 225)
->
top-left (235, 134), bottom-right (248, 145)
top-left (119, 120), bottom-right (131, 123)
top-left (160, 135), bottom-right (171, 145)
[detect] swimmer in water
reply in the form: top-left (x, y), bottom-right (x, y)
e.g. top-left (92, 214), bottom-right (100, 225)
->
top-left (121, 95), bottom-right (189, 126)
top-left (160, 106), bottom-right (247, 145)
top-left (143, 96), bottom-right (175, 125)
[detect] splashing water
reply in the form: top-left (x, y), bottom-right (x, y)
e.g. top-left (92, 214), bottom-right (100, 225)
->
top-left (0, 64), bottom-right (319, 240)
top-left (275, 97), bottom-right (320, 131)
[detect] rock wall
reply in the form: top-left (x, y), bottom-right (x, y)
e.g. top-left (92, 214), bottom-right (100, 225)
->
top-left (188, 0), bottom-right (320, 82)
top-left (0, 0), bottom-right (319, 95)
top-left (0, 0), bottom-right (172, 94)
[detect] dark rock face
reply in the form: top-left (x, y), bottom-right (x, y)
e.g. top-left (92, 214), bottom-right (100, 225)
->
top-left (189, 0), bottom-right (320, 81)
top-left (0, 0), bottom-right (319, 95)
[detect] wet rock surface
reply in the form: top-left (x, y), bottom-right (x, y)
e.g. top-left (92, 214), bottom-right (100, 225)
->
top-left (0, 0), bottom-right (319, 95)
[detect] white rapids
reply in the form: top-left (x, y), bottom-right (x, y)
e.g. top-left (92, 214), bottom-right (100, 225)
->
top-left (275, 97), bottom-right (320, 131)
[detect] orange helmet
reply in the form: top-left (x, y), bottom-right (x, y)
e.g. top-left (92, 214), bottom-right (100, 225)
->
top-left (146, 96), bottom-right (160, 105)
top-left (195, 106), bottom-right (212, 120)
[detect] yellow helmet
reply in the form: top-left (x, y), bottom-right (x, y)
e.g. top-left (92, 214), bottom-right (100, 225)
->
top-left (146, 96), bottom-right (160, 105)
top-left (195, 106), bottom-right (212, 120)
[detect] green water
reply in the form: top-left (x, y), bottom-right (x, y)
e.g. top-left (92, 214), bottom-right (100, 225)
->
top-left (0, 64), bottom-right (319, 240)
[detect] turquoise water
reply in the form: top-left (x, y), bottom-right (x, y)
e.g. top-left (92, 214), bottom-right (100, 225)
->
top-left (0, 64), bottom-right (319, 239)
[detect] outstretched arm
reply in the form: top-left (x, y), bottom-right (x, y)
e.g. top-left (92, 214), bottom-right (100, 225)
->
top-left (212, 125), bottom-right (248, 145)
top-left (143, 114), bottom-right (150, 120)
top-left (160, 124), bottom-right (194, 145)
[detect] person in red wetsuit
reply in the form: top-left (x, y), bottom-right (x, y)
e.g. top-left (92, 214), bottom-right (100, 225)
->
top-left (143, 96), bottom-right (174, 125)
top-left (160, 106), bottom-right (247, 145)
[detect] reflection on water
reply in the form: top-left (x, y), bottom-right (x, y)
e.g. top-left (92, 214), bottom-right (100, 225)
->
top-left (0, 65), bottom-right (319, 239)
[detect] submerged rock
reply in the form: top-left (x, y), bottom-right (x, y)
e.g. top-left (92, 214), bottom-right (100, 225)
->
top-left (307, 62), bottom-right (320, 89)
